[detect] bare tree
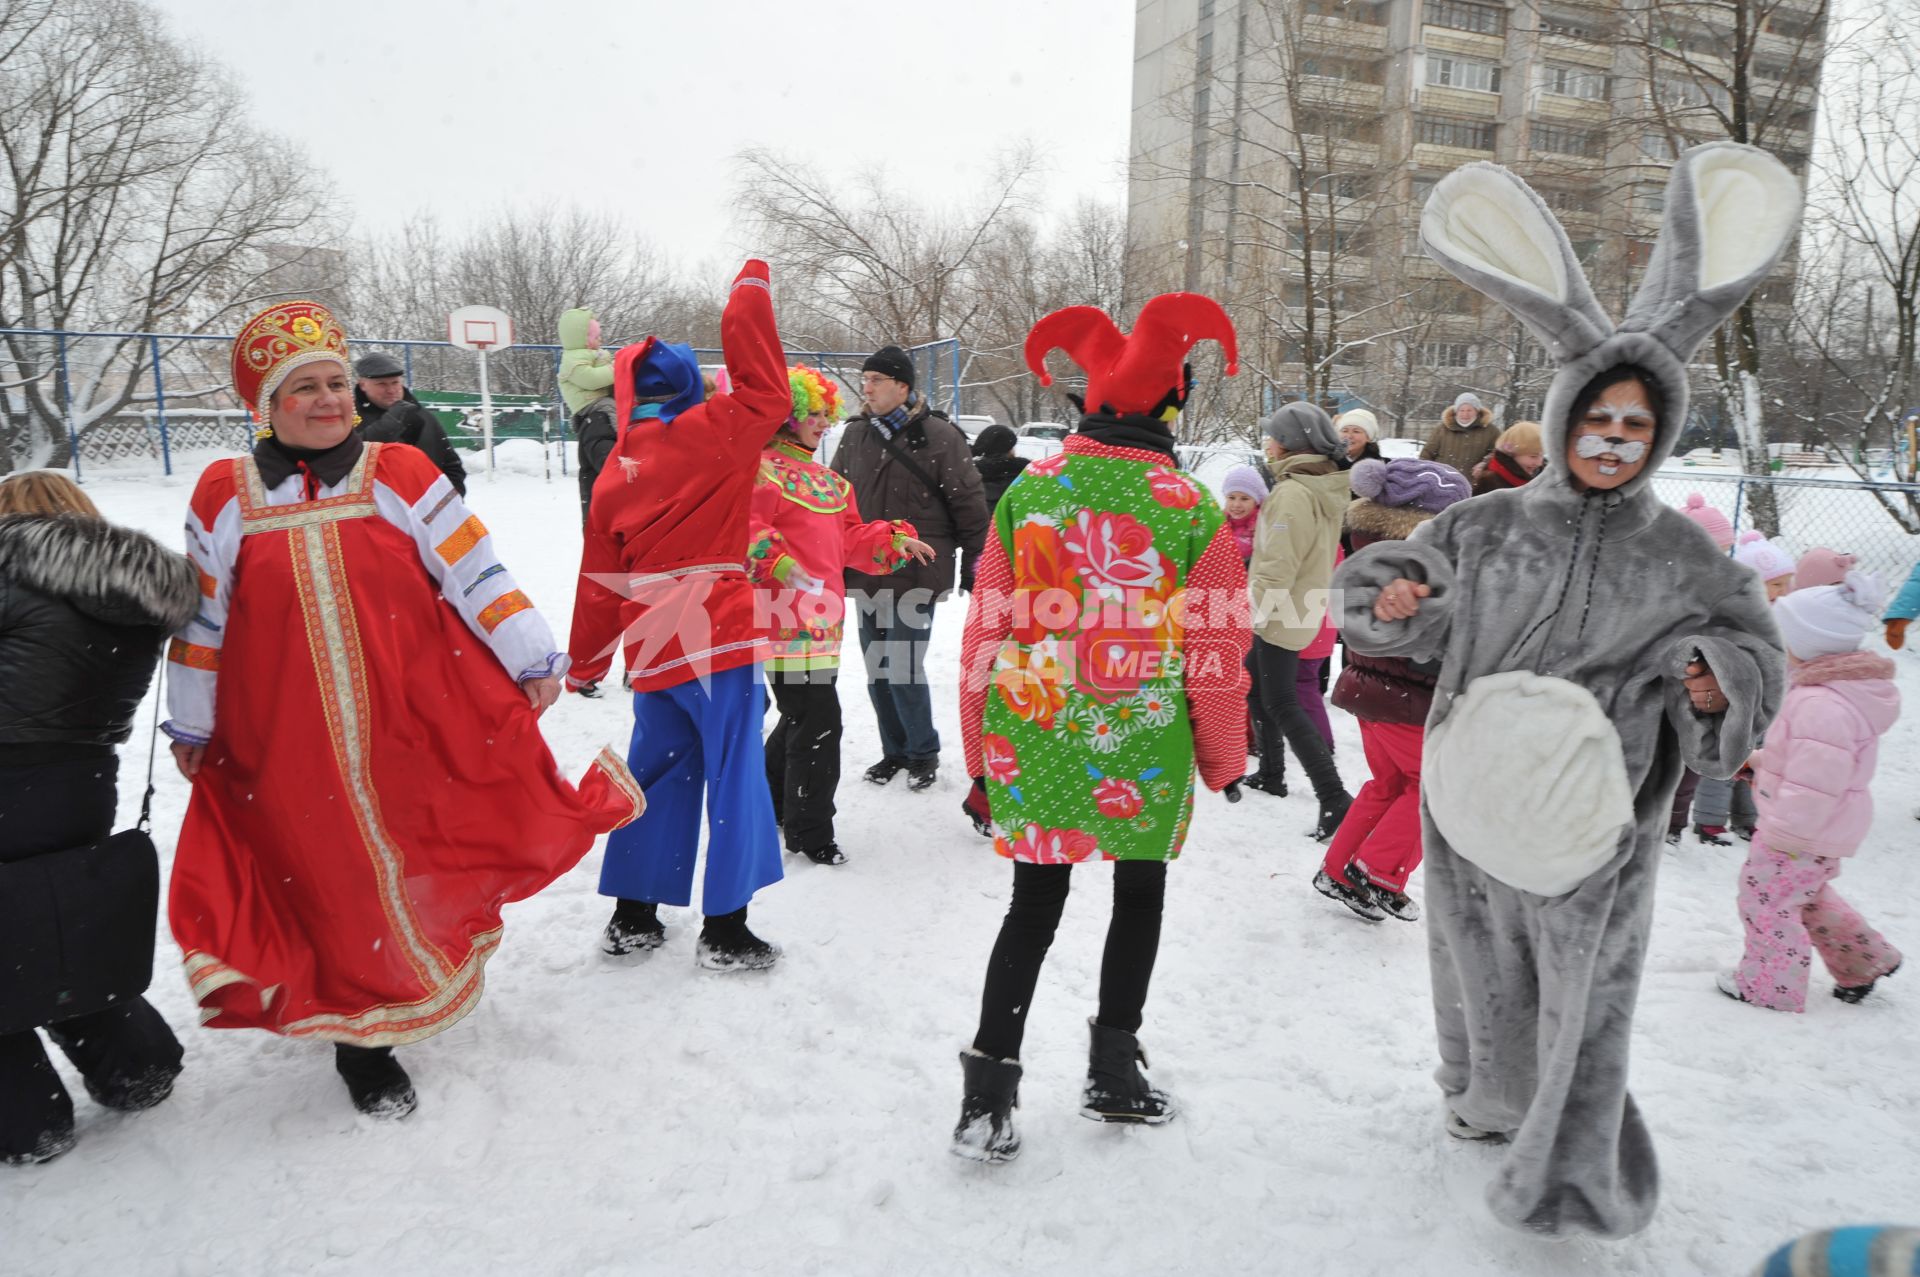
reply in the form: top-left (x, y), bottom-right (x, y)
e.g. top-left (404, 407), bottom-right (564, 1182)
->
top-left (0, 0), bottom-right (341, 470)
top-left (733, 145), bottom-right (1041, 352)
top-left (1613, 0), bottom-right (1829, 531)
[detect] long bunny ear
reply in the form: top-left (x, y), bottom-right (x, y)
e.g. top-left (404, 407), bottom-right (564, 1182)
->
top-left (1619, 143), bottom-right (1801, 361)
top-left (1420, 162), bottom-right (1614, 363)
top-left (1024, 306), bottom-right (1126, 387)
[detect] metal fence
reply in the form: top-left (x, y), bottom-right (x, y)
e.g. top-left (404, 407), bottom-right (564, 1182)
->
top-left (0, 327), bottom-right (962, 479)
top-left (1644, 468), bottom-right (1919, 585)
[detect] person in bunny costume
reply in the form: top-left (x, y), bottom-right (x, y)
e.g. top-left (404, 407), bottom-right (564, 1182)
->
top-left (1334, 143), bottom-right (1793, 1238)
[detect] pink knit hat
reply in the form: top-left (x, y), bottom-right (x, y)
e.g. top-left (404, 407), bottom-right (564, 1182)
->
top-left (1733, 531), bottom-right (1795, 582)
top-left (1677, 492), bottom-right (1735, 550)
top-left (1793, 545), bottom-right (1856, 592)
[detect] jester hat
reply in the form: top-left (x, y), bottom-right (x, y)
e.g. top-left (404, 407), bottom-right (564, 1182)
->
top-left (1023, 293), bottom-right (1238, 417)
top-left (231, 300), bottom-right (350, 419)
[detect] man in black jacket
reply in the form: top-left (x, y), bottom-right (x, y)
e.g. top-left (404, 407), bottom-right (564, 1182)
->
top-left (353, 351), bottom-right (469, 494)
top-left (833, 345), bottom-right (990, 792)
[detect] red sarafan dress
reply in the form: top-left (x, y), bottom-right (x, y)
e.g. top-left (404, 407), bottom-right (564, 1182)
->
top-left (164, 441), bottom-right (642, 1046)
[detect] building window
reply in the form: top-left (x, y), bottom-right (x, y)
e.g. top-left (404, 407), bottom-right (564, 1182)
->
top-left (1429, 54), bottom-right (1503, 93)
top-left (1653, 75), bottom-right (1730, 112)
top-left (1420, 341), bottom-right (1477, 367)
top-left (1300, 169), bottom-right (1374, 199)
top-left (1540, 9), bottom-right (1609, 40)
top-left (1537, 186), bottom-right (1593, 215)
top-left (1541, 63), bottom-right (1606, 99)
top-left (1636, 187), bottom-right (1666, 218)
top-left (1532, 123), bottom-right (1602, 157)
top-left (1300, 56), bottom-right (1385, 84)
top-left (1426, 0), bottom-right (1508, 36)
top-left (1411, 175), bottom-right (1440, 205)
top-left (1416, 115), bottom-right (1496, 150)
top-left (1298, 109), bottom-right (1382, 143)
top-left (1639, 131), bottom-right (1678, 162)
top-left (1195, 84), bottom-right (1212, 121)
top-left (1305, 0), bottom-right (1387, 23)
top-left (1200, 0), bottom-right (1216, 18)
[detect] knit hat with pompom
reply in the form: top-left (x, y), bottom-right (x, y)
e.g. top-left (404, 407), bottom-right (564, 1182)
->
top-left (1793, 545), bottom-right (1857, 592)
top-left (1677, 492), bottom-right (1735, 550)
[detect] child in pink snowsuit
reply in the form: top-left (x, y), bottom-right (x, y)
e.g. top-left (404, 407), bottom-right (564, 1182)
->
top-left (1721, 571), bottom-right (1904, 1011)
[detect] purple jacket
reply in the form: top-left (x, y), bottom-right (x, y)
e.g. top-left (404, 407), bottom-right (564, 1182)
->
top-left (1330, 500), bottom-right (1440, 727)
top-left (1750, 650), bottom-right (1901, 858)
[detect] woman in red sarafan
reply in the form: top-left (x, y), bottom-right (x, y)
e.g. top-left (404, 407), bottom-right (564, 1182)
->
top-left (163, 300), bottom-right (643, 1119)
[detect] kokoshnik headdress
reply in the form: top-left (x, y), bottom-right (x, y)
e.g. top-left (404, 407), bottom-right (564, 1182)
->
top-left (1024, 293), bottom-right (1239, 418)
top-left (1418, 141), bottom-right (1801, 498)
top-left (231, 300), bottom-right (350, 422)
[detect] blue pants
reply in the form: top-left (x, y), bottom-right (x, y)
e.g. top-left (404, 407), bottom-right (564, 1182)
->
top-left (856, 597), bottom-right (940, 763)
top-left (598, 664), bottom-right (783, 917)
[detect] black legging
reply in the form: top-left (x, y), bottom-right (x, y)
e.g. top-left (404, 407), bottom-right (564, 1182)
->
top-left (1253, 637), bottom-right (1345, 805)
top-left (972, 860), bottom-right (1167, 1061)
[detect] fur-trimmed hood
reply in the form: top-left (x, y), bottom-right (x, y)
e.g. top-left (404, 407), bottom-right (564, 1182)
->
top-left (1788, 650), bottom-right (1901, 737)
top-left (0, 514), bottom-right (199, 631)
top-left (1345, 497), bottom-right (1433, 542)
top-left (1440, 404), bottom-right (1497, 433)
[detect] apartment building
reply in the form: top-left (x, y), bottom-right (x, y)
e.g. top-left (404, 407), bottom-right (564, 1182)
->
top-left (1128, 0), bottom-right (1823, 429)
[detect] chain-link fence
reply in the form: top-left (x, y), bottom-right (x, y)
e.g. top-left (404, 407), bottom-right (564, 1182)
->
top-left (1646, 468), bottom-right (1920, 584)
top-left (0, 327), bottom-right (962, 480)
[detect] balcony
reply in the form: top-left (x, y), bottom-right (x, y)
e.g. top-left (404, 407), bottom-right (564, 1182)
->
top-left (1533, 91), bottom-right (1611, 124)
top-left (1538, 34), bottom-right (1614, 68)
top-left (1418, 84), bottom-right (1502, 117)
top-left (1422, 25), bottom-right (1507, 59)
top-left (1298, 76), bottom-right (1387, 113)
top-left (1302, 13), bottom-right (1389, 54)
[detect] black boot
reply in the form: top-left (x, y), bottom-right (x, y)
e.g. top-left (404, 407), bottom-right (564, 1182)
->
top-left (1312, 867), bottom-right (1383, 921)
top-left (864, 757), bottom-right (907, 785)
top-left (1835, 960), bottom-right (1901, 1004)
top-left (951, 1048), bottom-right (1022, 1162)
top-left (1080, 1019), bottom-right (1174, 1125)
top-left (334, 1044), bottom-right (417, 1120)
top-left (1239, 772), bottom-right (1288, 798)
top-left (696, 907), bottom-right (780, 972)
top-left (905, 757), bottom-right (939, 792)
top-left (1310, 791), bottom-right (1353, 842)
top-left (792, 843), bottom-right (848, 866)
top-left (603, 898), bottom-right (666, 956)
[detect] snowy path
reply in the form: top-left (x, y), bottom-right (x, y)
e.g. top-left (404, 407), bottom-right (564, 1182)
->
top-left (6, 451), bottom-right (1918, 1275)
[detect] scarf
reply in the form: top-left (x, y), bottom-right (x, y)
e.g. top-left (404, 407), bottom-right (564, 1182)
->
top-left (1074, 412), bottom-right (1181, 461)
top-left (871, 400), bottom-right (914, 440)
top-left (1228, 509), bottom-right (1260, 563)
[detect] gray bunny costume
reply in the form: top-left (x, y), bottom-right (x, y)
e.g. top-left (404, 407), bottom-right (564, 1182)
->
top-left (1333, 143), bottom-right (1796, 1238)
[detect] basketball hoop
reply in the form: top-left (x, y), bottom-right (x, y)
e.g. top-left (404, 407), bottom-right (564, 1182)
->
top-left (448, 305), bottom-right (515, 476)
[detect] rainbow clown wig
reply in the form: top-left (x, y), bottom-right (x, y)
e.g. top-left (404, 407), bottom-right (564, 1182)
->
top-left (787, 364), bottom-right (844, 425)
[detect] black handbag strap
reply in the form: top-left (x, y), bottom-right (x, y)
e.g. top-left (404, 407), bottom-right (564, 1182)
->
top-left (141, 661), bottom-right (164, 834)
top-left (872, 422), bottom-right (945, 506)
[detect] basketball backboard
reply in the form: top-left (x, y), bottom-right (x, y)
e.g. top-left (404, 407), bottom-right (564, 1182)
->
top-left (448, 305), bottom-right (514, 352)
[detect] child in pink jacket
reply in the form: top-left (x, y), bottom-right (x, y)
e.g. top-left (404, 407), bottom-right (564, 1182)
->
top-left (1719, 571), bottom-right (1904, 1011)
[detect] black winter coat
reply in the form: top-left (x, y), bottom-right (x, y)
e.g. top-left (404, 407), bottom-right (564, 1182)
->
top-left (0, 515), bottom-right (199, 762)
top-left (355, 388), bottom-right (468, 494)
top-left (974, 452), bottom-right (1030, 511)
top-left (834, 400), bottom-right (991, 599)
top-left (573, 396), bottom-right (617, 525)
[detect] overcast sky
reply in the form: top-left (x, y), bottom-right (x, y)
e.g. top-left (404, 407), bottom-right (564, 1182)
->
top-left (152, 0), bottom-right (1134, 273)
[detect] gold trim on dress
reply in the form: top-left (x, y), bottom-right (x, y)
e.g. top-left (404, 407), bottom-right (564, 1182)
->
top-left (235, 443), bottom-right (380, 534)
top-left (593, 745), bottom-right (647, 827)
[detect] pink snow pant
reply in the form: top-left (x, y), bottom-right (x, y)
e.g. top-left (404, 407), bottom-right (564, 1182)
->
top-left (1323, 720), bottom-right (1423, 891)
top-left (1735, 836), bottom-right (1903, 1012)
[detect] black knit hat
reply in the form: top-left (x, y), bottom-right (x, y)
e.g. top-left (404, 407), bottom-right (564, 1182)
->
top-left (862, 345), bottom-right (915, 391)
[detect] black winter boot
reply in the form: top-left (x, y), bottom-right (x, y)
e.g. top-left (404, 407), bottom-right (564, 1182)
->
top-left (1080, 1019), bottom-right (1174, 1125)
top-left (864, 757), bottom-right (907, 785)
top-left (603, 898), bottom-right (666, 955)
top-left (1240, 772), bottom-right (1288, 798)
top-left (963, 778), bottom-right (994, 838)
top-left (951, 1048), bottom-right (1022, 1163)
top-left (793, 843), bottom-right (848, 866)
top-left (1311, 791), bottom-right (1353, 842)
top-left (1312, 867), bottom-right (1384, 922)
top-left (1835, 960), bottom-right (1901, 1004)
top-left (696, 907), bottom-right (780, 972)
top-left (905, 757), bottom-right (939, 792)
top-left (334, 1044), bottom-right (417, 1120)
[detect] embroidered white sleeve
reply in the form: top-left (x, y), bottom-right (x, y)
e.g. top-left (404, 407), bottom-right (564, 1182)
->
top-left (164, 496), bottom-right (243, 744)
top-left (372, 476), bottom-right (564, 682)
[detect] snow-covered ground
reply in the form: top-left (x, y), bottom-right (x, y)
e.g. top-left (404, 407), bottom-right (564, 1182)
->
top-left (7, 446), bottom-right (1919, 1275)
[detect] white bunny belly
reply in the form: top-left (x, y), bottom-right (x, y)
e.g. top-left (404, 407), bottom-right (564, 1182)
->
top-left (1424, 670), bottom-right (1636, 898)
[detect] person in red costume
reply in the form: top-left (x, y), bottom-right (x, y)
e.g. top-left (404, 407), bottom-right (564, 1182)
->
top-left (748, 364), bottom-right (934, 867)
top-left (569, 260), bottom-right (796, 970)
top-left (164, 300), bottom-right (643, 1120)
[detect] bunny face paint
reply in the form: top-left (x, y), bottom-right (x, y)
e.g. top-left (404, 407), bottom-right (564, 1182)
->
top-left (1565, 377), bottom-right (1658, 490)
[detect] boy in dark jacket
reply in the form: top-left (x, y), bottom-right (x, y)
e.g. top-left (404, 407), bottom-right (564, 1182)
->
top-left (1315, 458), bottom-right (1469, 922)
top-left (969, 424), bottom-right (1030, 511)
